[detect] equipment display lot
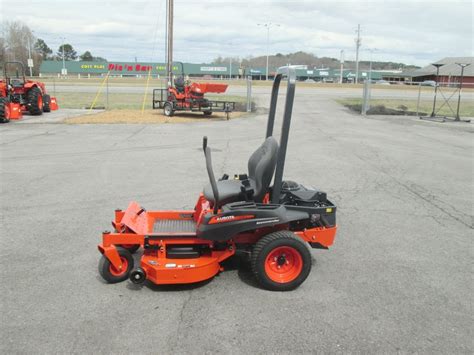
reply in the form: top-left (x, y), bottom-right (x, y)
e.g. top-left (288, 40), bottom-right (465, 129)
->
top-left (0, 90), bottom-right (472, 353)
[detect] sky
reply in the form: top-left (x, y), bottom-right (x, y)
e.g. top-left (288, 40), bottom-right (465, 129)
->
top-left (2, 0), bottom-right (472, 66)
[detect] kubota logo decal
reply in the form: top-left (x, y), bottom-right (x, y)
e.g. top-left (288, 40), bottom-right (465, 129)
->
top-left (209, 215), bottom-right (255, 224)
top-left (217, 216), bottom-right (235, 222)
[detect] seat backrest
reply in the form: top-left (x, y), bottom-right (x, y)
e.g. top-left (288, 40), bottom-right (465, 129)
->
top-left (248, 136), bottom-right (279, 202)
top-left (11, 79), bottom-right (24, 88)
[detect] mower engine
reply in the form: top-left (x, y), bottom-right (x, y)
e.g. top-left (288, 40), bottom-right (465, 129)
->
top-left (278, 181), bottom-right (337, 230)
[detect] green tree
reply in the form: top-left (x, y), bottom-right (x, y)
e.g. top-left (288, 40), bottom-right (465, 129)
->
top-left (79, 50), bottom-right (93, 61)
top-left (57, 44), bottom-right (77, 61)
top-left (34, 38), bottom-right (52, 60)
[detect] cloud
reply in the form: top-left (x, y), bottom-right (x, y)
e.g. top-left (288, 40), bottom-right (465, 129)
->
top-left (3, 0), bottom-right (471, 65)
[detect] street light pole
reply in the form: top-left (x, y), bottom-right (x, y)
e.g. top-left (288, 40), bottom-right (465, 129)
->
top-left (455, 63), bottom-right (470, 121)
top-left (367, 48), bottom-right (377, 82)
top-left (257, 23), bottom-right (280, 81)
top-left (27, 36), bottom-right (33, 77)
top-left (430, 63), bottom-right (444, 117)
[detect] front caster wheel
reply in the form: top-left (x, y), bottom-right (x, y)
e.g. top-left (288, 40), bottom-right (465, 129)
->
top-left (130, 267), bottom-right (147, 284)
top-left (251, 231), bottom-right (311, 291)
top-left (98, 247), bottom-right (134, 283)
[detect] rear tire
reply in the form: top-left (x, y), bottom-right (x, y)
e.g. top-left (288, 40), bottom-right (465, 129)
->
top-left (0, 97), bottom-right (10, 123)
top-left (251, 231), bottom-right (311, 291)
top-left (203, 111), bottom-right (212, 116)
top-left (43, 94), bottom-right (51, 112)
top-left (27, 87), bottom-right (43, 115)
top-left (98, 247), bottom-right (134, 283)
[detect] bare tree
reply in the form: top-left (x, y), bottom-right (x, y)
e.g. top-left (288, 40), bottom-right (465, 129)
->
top-left (3, 21), bottom-right (42, 76)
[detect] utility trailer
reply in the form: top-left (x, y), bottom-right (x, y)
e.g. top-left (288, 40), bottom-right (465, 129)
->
top-left (152, 87), bottom-right (235, 120)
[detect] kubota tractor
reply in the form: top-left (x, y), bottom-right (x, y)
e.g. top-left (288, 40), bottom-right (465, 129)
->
top-left (153, 62), bottom-right (235, 119)
top-left (0, 61), bottom-right (58, 123)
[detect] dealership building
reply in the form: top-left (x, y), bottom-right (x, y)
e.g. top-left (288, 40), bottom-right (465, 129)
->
top-left (402, 57), bottom-right (473, 87)
top-left (39, 60), bottom-right (402, 82)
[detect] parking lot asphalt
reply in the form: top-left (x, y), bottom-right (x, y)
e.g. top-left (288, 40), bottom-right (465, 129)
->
top-left (0, 88), bottom-right (472, 353)
top-left (12, 108), bottom-right (104, 124)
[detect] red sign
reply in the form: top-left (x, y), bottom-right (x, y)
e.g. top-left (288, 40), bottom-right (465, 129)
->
top-left (107, 63), bottom-right (153, 72)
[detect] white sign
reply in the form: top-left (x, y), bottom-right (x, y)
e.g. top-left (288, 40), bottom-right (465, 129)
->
top-left (307, 70), bottom-right (314, 74)
top-left (319, 71), bottom-right (329, 76)
top-left (362, 72), bottom-right (367, 77)
top-left (200, 66), bottom-right (227, 72)
top-left (27, 59), bottom-right (34, 67)
top-left (61, 68), bottom-right (68, 75)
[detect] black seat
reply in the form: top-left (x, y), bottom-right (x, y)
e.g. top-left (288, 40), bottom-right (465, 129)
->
top-left (10, 79), bottom-right (24, 88)
top-left (204, 137), bottom-right (279, 206)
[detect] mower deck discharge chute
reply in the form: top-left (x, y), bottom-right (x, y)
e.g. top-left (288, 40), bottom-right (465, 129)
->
top-left (0, 61), bottom-right (58, 123)
top-left (98, 67), bottom-right (337, 291)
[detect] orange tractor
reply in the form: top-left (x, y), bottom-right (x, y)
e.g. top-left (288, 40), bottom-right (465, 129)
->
top-left (153, 62), bottom-right (235, 119)
top-left (0, 61), bottom-right (58, 123)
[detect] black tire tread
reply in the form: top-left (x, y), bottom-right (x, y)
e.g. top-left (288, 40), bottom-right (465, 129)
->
top-left (27, 87), bottom-right (43, 115)
top-left (164, 102), bottom-right (174, 117)
top-left (43, 94), bottom-right (51, 112)
top-left (0, 97), bottom-right (10, 123)
top-left (98, 246), bottom-right (134, 283)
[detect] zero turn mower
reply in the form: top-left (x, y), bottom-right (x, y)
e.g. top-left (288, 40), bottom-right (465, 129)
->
top-left (98, 66), bottom-right (337, 291)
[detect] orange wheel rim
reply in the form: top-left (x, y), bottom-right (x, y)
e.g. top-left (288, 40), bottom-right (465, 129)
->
top-left (38, 95), bottom-right (43, 108)
top-left (109, 256), bottom-right (128, 276)
top-left (264, 246), bottom-right (303, 283)
top-left (5, 105), bottom-right (10, 119)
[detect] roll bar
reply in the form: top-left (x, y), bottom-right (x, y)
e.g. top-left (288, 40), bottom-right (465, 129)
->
top-left (3, 61), bottom-right (26, 81)
top-left (268, 66), bottom-right (302, 204)
top-left (202, 65), bottom-right (301, 210)
top-left (202, 136), bottom-right (219, 214)
top-left (173, 61), bottom-right (185, 78)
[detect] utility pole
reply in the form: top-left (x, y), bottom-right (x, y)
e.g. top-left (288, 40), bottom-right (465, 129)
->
top-left (257, 23), bottom-right (280, 81)
top-left (166, 0), bottom-right (174, 87)
top-left (229, 57), bottom-right (232, 80)
top-left (355, 24), bottom-right (361, 84)
top-left (339, 50), bottom-right (344, 84)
